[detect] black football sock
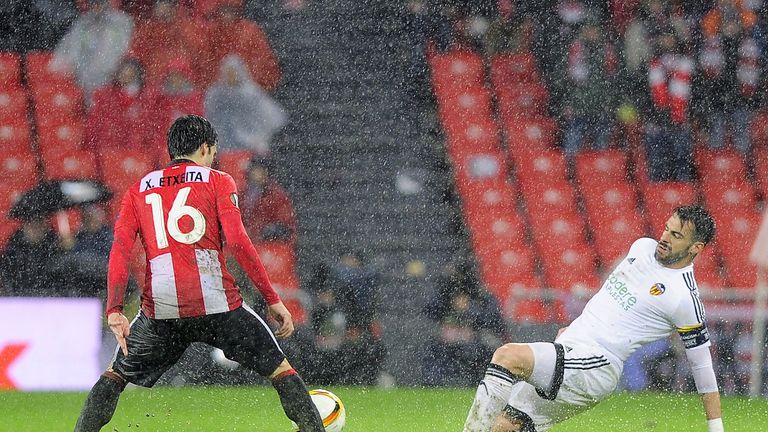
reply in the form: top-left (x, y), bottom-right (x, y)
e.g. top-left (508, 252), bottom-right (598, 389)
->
top-left (74, 372), bottom-right (126, 432)
top-left (271, 370), bottom-right (325, 432)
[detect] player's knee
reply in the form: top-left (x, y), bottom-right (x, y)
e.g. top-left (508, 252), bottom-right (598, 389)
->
top-left (491, 412), bottom-right (524, 432)
top-left (491, 343), bottom-right (533, 377)
top-left (269, 358), bottom-right (294, 380)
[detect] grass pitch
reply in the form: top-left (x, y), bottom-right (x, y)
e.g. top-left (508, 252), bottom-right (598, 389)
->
top-left (0, 387), bottom-right (766, 431)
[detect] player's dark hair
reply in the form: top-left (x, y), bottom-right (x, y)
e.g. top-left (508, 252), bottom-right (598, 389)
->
top-left (674, 205), bottom-right (716, 244)
top-left (167, 115), bottom-right (217, 159)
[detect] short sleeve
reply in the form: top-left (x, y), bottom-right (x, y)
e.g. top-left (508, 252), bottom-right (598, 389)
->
top-left (673, 288), bottom-right (711, 350)
top-left (215, 172), bottom-right (240, 216)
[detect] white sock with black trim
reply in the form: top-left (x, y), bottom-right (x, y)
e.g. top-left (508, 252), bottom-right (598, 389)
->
top-left (463, 363), bottom-right (523, 432)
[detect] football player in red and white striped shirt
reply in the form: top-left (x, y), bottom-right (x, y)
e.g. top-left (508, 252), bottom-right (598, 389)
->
top-left (75, 115), bottom-right (324, 431)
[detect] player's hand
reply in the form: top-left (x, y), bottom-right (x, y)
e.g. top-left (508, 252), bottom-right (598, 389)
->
top-left (268, 302), bottom-right (294, 338)
top-left (108, 312), bottom-right (131, 356)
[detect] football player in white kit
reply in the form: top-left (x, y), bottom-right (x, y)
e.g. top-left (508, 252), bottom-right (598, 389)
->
top-left (463, 205), bottom-right (723, 432)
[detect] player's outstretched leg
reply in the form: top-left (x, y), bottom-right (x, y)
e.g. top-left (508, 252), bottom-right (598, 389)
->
top-left (463, 344), bottom-right (533, 432)
top-left (271, 365), bottom-right (324, 432)
top-left (74, 371), bottom-right (127, 432)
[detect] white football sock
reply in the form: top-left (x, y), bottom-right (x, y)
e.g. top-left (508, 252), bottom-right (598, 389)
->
top-left (463, 364), bottom-right (522, 432)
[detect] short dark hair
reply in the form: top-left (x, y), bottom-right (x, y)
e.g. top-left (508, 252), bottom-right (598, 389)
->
top-left (674, 205), bottom-right (716, 244)
top-left (167, 115), bottom-right (217, 159)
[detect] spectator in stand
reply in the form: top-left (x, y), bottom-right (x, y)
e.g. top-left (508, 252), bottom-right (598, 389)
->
top-left (422, 257), bottom-right (504, 387)
top-left (696, 0), bottom-right (760, 154)
top-left (59, 204), bottom-right (113, 298)
top-left (240, 157), bottom-right (297, 245)
top-left (202, 1), bottom-right (280, 91)
top-left (145, 57), bottom-right (205, 158)
top-left (643, 30), bottom-right (695, 182)
top-left (50, 0), bottom-right (134, 102)
top-left (0, 217), bottom-right (64, 297)
top-left (622, 0), bottom-right (691, 104)
top-left (205, 54), bottom-right (288, 157)
top-left (298, 254), bottom-right (385, 385)
top-left (130, 0), bottom-right (209, 87)
top-left (482, 0), bottom-right (534, 56)
top-left (561, 13), bottom-right (618, 157)
top-left (86, 58), bottom-right (154, 153)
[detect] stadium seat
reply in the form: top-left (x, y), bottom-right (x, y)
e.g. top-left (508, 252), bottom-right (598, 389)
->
top-left (452, 150), bottom-right (510, 196)
top-left (590, 209), bottom-right (647, 266)
top-left (717, 211), bottom-right (760, 289)
top-left (0, 119), bottom-right (31, 151)
top-left (36, 119), bottom-right (84, 153)
top-left (574, 149), bottom-right (630, 187)
top-left (540, 243), bottom-right (600, 294)
top-left (0, 89), bottom-right (28, 123)
top-left (495, 83), bottom-right (549, 121)
top-left (0, 52), bottom-right (22, 88)
top-left (469, 211), bottom-right (527, 254)
top-left (693, 245), bottom-right (726, 291)
top-left (255, 241), bottom-right (300, 290)
top-left (216, 150), bottom-right (254, 191)
top-left (529, 212), bottom-right (588, 249)
top-left (701, 181), bottom-right (758, 221)
top-left (522, 180), bottom-right (579, 218)
top-left (0, 150), bottom-right (37, 185)
top-left (41, 148), bottom-right (98, 181)
top-left (514, 149), bottom-right (569, 194)
top-left (489, 52), bottom-right (540, 88)
top-left (460, 179), bottom-right (517, 221)
top-left (429, 50), bottom-right (485, 94)
top-left (581, 180), bottom-right (639, 220)
top-left (641, 182), bottom-right (699, 228)
top-left (476, 245), bottom-right (540, 304)
top-left (437, 86), bottom-right (495, 131)
top-left (99, 151), bottom-right (156, 197)
top-left (32, 83), bottom-right (84, 123)
top-left (695, 148), bottom-right (748, 186)
top-left (504, 117), bottom-right (558, 160)
top-left (444, 118), bottom-right (502, 157)
top-left (24, 51), bottom-right (77, 93)
top-left (508, 296), bottom-right (568, 324)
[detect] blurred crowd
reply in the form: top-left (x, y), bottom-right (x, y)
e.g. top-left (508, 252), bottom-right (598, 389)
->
top-left (406, 0), bottom-right (768, 181)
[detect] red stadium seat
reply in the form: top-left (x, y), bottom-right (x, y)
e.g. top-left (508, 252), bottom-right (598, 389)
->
top-left (216, 150), bottom-right (253, 191)
top-left (540, 244), bottom-right (600, 294)
top-left (489, 52), bottom-right (540, 87)
top-left (695, 148), bottom-right (748, 186)
top-left (504, 117), bottom-right (558, 159)
top-left (701, 181), bottom-right (758, 221)
top-left (514, 149), bottom-right (569, 193)
top-left (693, 245), bottom-right (725, 291)
top-left (36, 119), bottom-right (85, 153)
top-left (495, 83), bottom-right (549, 121)
top-left (0, 119), bottom-right (31, 151)
top-left (99, 151), bottom-right (156, 197)
top-left (574, 149), bottom-right (629, 187)
top-left (41, 148), bottom-right (98, 180)
top-left (522, 180), bottom-right (579, 218)
top-left (437, 86), bottom-right (495, 130)
top-left (452, 150), bottom-right (510, 196)
top-left (717, 211), bottom-right (760, 290)
top-left (444, 118), bottom-right (502, 157)
top-left (0, 52), bottom-right (22, 88)
top-left (461, 179), bottom-right (517, 221)
top-left (32, 83), bottom-right (84, 123)
top-left (429, 50), bottom-right (485, 93)
top-left (476, 245), bottom-right (540, 304)
top-left (581, 181), bottom-right (639, 220)
top-left (641, 182), bottom-right (699, 228)
top-left (469, 211), bottom-right (527, 254)
top-left (508, 296), bottom-right (568, 324)
top-left (255, 241), bottom-right (299, 290)
top-left (590, 210), bottom-right (647, 267)
top-left (0, 150), bottom-right (37, 185)
top-left (0, 89), bottom-right (28, 123)
top-left (24, 51), bottom-right (77, 93)
top-left (530, 212), bottom-right (588, 248)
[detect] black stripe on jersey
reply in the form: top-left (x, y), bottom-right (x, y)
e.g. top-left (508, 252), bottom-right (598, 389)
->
top-left (683, 271), bottom-right (705, 323)
top-left (564, 355), bottom-right (605, 363)
top-left (564, 361), bottom-right (610, 370)
top-left (564, 358), bottom-right (609, 367)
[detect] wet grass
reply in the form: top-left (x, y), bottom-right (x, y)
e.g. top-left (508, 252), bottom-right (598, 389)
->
top-left (0, 387), bottom-right (765, 431)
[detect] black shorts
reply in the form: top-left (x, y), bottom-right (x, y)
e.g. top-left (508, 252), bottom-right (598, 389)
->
top-left (111, 305), bottom-right (285, 387)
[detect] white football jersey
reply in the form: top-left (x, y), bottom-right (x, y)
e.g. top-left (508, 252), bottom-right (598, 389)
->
top-left (557, 238), bottom-right (710, 367)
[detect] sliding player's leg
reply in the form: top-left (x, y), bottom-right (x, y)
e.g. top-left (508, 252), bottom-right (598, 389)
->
top-left (211, 305), bottom-right (324, 432)
top-left (74, 370), bottom-right (127, 432)
top-left (463, 342), bottom-right (563, 432)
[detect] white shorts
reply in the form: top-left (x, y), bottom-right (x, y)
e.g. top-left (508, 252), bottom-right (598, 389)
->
top-left (505, 343), bottom-right (622, 431)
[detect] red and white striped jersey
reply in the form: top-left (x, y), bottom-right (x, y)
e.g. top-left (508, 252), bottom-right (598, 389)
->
top-left (106, 160), bottom-right (277, 319)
